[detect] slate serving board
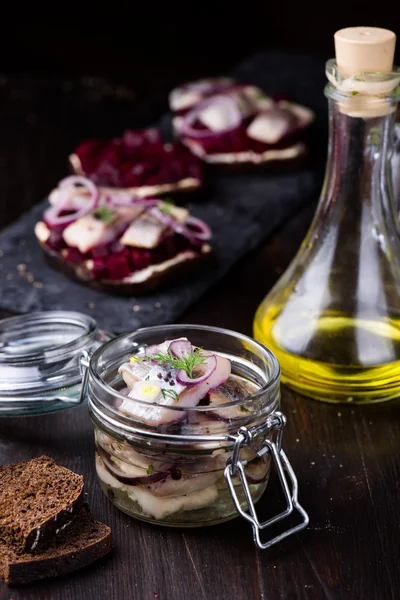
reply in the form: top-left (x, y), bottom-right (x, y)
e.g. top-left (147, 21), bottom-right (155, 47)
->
top-left (0, 52), bottom-right (327, 333)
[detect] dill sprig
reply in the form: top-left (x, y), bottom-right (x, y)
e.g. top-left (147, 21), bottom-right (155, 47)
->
top-left (93, 206), bottom-right (115, 223)
top-left (159, 198), bottom-right (176, 216)
top-left (161, 388), bottom-right (179, 401)
top-left (144, 347), bottom-right (207, 378)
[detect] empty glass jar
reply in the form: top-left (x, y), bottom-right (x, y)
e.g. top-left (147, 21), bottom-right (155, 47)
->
top-left (0, 310), bottom-right (110, 415)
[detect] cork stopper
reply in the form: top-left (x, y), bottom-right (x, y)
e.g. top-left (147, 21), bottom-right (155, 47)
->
top-left (334, 27), bottom-right (396, 78)
top-left (331, 27), bottom-right (398, 117)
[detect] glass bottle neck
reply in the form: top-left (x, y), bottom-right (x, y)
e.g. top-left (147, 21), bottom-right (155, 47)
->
top-left (322, 96), bottom-right (396, 216)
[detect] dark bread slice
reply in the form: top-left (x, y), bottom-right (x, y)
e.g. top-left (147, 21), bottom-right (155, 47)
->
top-left (203, 151), bottom-right (309, 174)
top-left (38, 239), bottom-right (213, 296)
top-left (181, 137), bottom-right (309, 172)
top-left (0, 505), bottom-right (113, 586)
top-left (0, 456), bottom-right (84, 554)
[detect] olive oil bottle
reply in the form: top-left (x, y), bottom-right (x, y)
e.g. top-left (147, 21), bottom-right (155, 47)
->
top-left (254, 27), bottom-right (400, 403)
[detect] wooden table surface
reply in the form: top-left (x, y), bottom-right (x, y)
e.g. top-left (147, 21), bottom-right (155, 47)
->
top-left (0, 73), bottom-right (399, 600)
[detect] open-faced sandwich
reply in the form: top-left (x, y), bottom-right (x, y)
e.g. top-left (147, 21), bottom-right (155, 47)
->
top-left (169, 78), bottom-right (315, 170)
top-left (35, 177), bottom-right (212, 295)
top-left (69, 126), bottom-right (203, 198)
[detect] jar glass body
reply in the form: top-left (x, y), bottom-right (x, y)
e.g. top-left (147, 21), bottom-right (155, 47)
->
top-left (254, 68), bottom-right (400, 404)
top-left (88, 325), bottom-right (280, 527)
top-left (0, 310), bottom-right (110, 415)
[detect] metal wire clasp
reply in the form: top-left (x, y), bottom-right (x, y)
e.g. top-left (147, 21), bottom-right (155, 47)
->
top-left (224, 411), bottom-right (309, 550)
top-left (76, 350), bottom-right (91, 405)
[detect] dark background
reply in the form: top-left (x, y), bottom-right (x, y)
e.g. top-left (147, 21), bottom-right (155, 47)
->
top-left (1, 5), bottom-right (400, 84)
top-left (0, 6), bottom-right (399, 226)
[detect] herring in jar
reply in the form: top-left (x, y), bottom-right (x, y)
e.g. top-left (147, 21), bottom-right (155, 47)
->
top-left (86, 325), bottom-right (308, 547)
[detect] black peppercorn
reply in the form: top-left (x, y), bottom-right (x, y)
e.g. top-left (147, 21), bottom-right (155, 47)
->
top-left (171, 468), bottom-right (182, 480)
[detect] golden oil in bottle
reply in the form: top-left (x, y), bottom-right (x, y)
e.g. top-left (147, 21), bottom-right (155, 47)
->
top-left (254, 304), bottom-right (400, 403)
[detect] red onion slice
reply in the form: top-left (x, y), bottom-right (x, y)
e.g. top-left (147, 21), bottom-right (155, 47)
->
top-left (145, 343), bottom-right (163, 355)
top-left (184, 216), bottom-right (212, 241)
top-left (181, 78), bottom-right (234, 95)
top-left (180, 95), bottom-right (242, 139)
top-left (176, 355), bottom-right (217, 386)
top-left (178, 355), bottom-right (231, 406)
top-left (44, 176), bottom-right (99, 228)
top-left (244, 456), bottom-right (270, 484)
top-left (105, 195), bottom-right (162, 209)
top-left (169, 78), bottom-right (235, 112)
top-left (149, 206), bottom-right (182, 231)
top-left (169, 339), bottom-right (192, 359)
top-left (98, 447), bottom-right (169, 486)
top-left (149, 207), bottom-right (211, 244)
top-left (59, 175), bottom-right (98, 196)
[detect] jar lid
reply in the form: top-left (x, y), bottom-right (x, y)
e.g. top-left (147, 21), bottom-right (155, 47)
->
top-left (0, 311), bottom-right (112, 415)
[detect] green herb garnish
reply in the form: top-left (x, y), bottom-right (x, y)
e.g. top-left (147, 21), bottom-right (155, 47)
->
top-left (94, 207), bottom-right (115, 223)
top-left (161, 388), bottom-right (179, 401)
top-left (240, 405), bottom-right (251, 413)
top-left (146, 464), bottom-right (154, 475)
top-left (159, 198), bottom-right (176, 216)
top-left (144, 347), bottom-right (207, 379)
top-left (115, 440), bottom-right (124, 450)
top-left (351, 91), bottom-right (359, 96)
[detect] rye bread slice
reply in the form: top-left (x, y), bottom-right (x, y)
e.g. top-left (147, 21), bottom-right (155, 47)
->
top-left (0, 456), bottom-right (84, 554)
top-left (0, 505), bottom-right (113, 586)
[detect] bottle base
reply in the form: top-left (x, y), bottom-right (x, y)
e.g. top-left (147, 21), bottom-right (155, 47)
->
top-left (254, 315), bottom-right (400, 404)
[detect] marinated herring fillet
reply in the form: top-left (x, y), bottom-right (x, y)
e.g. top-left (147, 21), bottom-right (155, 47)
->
top-left (96, 456), bottom-right (218, 520)
top-left (0, 505), bottom-right (112, 586)
top-left (169, 77), bottom-right (235, 112)
top-left (0, 455), bottom-right (84, 554)
top-left (118, 338), bottom-right (231, 426)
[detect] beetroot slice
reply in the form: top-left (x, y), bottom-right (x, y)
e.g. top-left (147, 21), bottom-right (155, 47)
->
top-left (45, 233), bottom-right (200, 282)
top-left (92, 258), bottom-right (109, 280)
top-left (71, 127), bottom-right (203, 190)
top-left (106, 252), bottom-right (131, 280)
top-left (130, 249), bottom-right (152, 272)
top-left (64, 247), bottom-right (86, 264)
top-left (46, 229), bottom-right (66, 251)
